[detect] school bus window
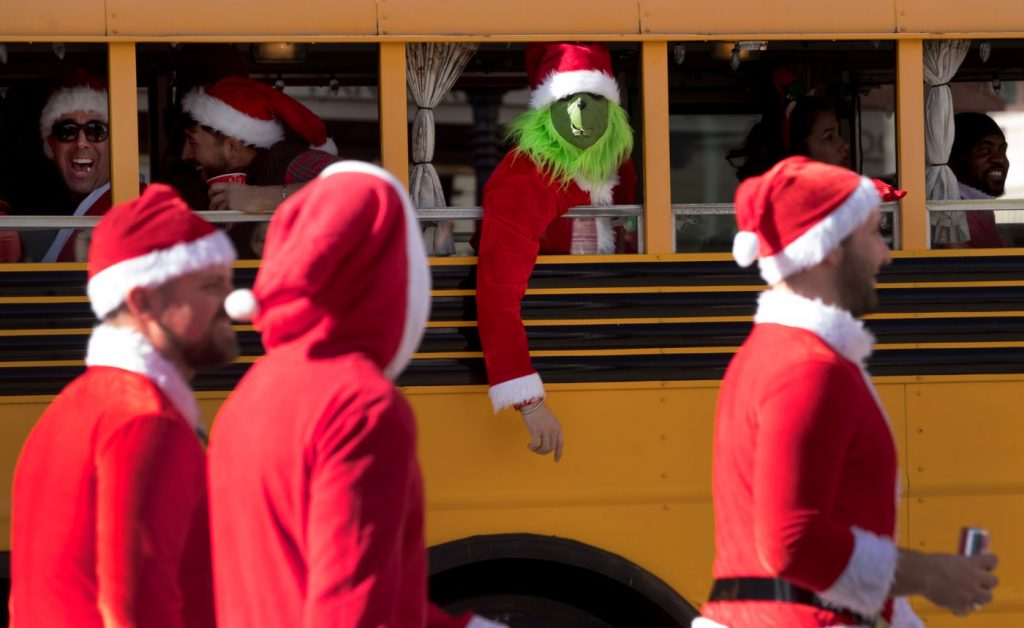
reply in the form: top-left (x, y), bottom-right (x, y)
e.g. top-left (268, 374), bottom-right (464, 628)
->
top-left (668, 40), bottom-right (897, 253)
top-left (136, 42), bottom-right (380, 259)
top-left (0, 43), bottom-right (111, 263)
top-left (927, 39), bottom-right (1024, 249)
top-left (423, 42), bottom-right (643, 257)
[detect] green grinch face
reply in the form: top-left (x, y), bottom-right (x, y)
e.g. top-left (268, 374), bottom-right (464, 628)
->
top-left (550, 92), bottom-right (609, 149)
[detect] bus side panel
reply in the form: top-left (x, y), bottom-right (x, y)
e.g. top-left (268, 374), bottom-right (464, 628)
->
top-left (905, 380), bottom-right (1024, 622)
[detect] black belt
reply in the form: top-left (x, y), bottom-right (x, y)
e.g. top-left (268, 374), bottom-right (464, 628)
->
top-left (709, 577), bottom-right (878, 626)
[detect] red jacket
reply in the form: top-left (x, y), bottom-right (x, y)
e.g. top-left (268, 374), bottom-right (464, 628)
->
top-left (10, 346), bottom-right (214, 627)
top-left (701, 290), bottom-right (918, 627)
top-left (208, 162), bottom-right (474, 628)
top-left (476, 152), bottom-right (636, 410)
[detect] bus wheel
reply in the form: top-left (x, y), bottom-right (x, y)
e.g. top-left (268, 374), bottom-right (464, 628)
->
top-left (429, 534), bottom-right (699, 628)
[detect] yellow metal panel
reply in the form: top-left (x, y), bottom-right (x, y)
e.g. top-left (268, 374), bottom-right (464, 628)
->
top-left (896, 39), bottom-right (927, 250)
top-left (379, 43), bottom-right (409, 190)
top-left (105, 0), bottom-right (377, 37)
top-left (378, 0), bottom-right (640, 36)
top-left (0, 0), bottom-right (106, 36)
top-left (896, 0), bottom-right (1024, 35)
top-left (108, 43), bottom-right (141, 205)
top-left (640, 0), bottom-right (897, 35)
top-left (641, 42), bottom-right (673, 254)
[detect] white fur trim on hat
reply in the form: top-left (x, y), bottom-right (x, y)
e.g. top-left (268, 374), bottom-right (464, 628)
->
top-left (88, 230), bottom-right (236, 320)
top-left (314, 137), bottom-right (338, 156)
top-left (489, 372), bottom-right (545, 413)
top-left (317, 160), bottom-right (431, 381)
top-left (182, 87), bottom-right (284, 149)
top-left (40, 85), bottom-right (109, 158)
top-left (225, 288), bottom-right (259, 323)
top-left (757, 176), bottom-right (880, 285)
top-left (818, 526), bottom-right (898, 618)
top-left (530, 69), bottom-right (621, 110)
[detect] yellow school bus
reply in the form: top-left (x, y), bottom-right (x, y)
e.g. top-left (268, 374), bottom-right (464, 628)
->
top-left (2, 1), bottom-right (1023, 626)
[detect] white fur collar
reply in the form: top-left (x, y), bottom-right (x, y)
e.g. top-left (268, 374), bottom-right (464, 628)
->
top-left (754, 289), bottom-right (874, 367)
top-left (958, 181), bottom-right (997, 200)
top-left (85, 323), bottom-right (199, 428)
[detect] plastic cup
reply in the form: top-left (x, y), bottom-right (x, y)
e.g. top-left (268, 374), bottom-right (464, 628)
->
top-left (207, 172), bottom-right (247, 186)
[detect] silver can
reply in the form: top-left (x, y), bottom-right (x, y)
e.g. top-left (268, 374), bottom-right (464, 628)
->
top-left (958, 527), bottom-right (991, 556)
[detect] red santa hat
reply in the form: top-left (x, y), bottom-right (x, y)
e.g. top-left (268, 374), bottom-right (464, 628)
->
top-left (224, 161), bottom-right (430, 381)
top-left (39, 72), bottom-right (108, 159)
top-left (526, 42), bottom-right (621, 110)
top-left (182, 76), bottom-right (338, 155)
top-left (87, 184), bottom-right (236, 319)
top-left (733, 156), bottom-right (882, 285)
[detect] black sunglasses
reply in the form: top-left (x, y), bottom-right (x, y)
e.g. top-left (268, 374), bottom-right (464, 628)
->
top-left (51, 119), bottom-right (109, 143)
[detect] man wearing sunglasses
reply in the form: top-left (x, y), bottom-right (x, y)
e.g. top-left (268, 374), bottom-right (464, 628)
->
top-left (31, 76), bottom-right (128, 263)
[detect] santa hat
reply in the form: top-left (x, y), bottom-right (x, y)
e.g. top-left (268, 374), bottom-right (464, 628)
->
top-left (526, 42), bottom-right (620, 110)
top-left (182, 76), bottom-right (338, 155)
top-left (732, 156), bottom-right (882, 285)
top-left (224, 161), bottom-right (430, 381)
top-left (39, 72), bottom-right (108, 159)
top-left (87, 184), bottom-right (236, 319)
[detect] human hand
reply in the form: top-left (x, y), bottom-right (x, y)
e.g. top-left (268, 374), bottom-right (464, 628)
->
top-left (208, 182), bottom-right (276, 213)
top-left (521, 402), bottom-right (563, 462)
top-left (922, 552), bottom-right (998, 616)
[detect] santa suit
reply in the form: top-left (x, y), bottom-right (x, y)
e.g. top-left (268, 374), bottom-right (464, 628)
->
top-left (697, 290), bottom-right (922, 628)
top-left (476, 151), bottom-right (636, 410)
top-left (10, 324), bottom-right (215, 628)
top-left (209, 162), bottom-right (487, 628)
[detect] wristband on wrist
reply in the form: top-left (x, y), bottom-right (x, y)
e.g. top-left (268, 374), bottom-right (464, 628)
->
top-left (516, 397), bottom-right (544, 415)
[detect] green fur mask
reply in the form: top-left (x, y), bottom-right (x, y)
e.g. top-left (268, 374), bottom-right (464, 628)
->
top-left (505, 97), bottom-right (633, 187)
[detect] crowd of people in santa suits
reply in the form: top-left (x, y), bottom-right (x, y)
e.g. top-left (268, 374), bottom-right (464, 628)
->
top-left (8, 42), bottom-right (1000, 627)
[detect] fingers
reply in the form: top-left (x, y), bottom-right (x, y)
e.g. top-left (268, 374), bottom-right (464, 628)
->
top-left (974, 553), bottom-right (998, 571)
top-left (554, 432), bottom-right (564, 463)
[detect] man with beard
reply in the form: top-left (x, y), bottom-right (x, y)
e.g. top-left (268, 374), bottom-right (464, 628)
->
top-left (948, 112), bottom-right (1010, 248)
top-left (9, 184), bottom-right (237, 627)
top-left (475, 42), bottom-right (636, 462)
top-left (694, 157), bottom-right (999, 627)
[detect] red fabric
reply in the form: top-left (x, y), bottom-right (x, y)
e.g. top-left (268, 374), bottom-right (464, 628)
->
top-left (205, 76), bottom-right (329, 148)
top-left (88, 184), bottom-right (214, 279)
top-left (476, 152), bottom-right (636, 392)
top-left (735, 156), bottom-right (865, 257)
top-left (965, 209), bottom-right (1004, 248)
top-left (0, 211), bottom-right (21, 262)
top-left (525, 42), bottom-right (614, 91)
top-left (703, 324), bottom-right (898, 627)
top-left (209, 167), bottom-right (466, 627)
top-left (284, 149), bottom-right (338, 184)
top-left (871, 178), bottom-right (906, 203)
top-left (10, 367), bottom-right (214, 628)
top-left (55, 187), bottom-right (111, 262)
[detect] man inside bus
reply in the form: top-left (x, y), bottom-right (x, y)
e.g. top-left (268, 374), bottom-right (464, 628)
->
top-left (26, 74), bottom-right (114, 262)
top-left (475, 42), bottom-right (637, 462)
top-left (944, 111), bottom-right (1009, 248)
top-left (10, 185), bottom-right (238, 627)
top-left (180, 75), bottom-right (338, 257)
top-left (696, 156), bottom-right (999, 627)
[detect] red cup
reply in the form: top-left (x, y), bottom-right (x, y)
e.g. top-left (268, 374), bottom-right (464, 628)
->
top-left (207, 172), bottom-right (247, 186)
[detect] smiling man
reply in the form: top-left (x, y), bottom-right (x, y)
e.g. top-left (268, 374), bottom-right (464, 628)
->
top-left (949, 112), bottom-right (1010, 248)
top-left (33, 75), bottom-right (126, 262)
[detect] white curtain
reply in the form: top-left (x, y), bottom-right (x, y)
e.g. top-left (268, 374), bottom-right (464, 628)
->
top-left (407, 43), bottom-right (478, 256)
top-left (924, 39), bottom-right (971, 245)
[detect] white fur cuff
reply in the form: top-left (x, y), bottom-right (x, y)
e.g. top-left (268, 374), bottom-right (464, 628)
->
top-left (818, 526), bottom-right (897, 617)
top-left (488, 372), bottom-right (545, 413)
top-left (690, 618), bottom-right (728, 628)
top-left (891, 597), bottom-right (924, 628)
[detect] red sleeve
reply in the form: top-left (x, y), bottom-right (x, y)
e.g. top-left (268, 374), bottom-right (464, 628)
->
top-left (285, 150), bottom-right (339, 183)
top-left (427, 603), bottom-right (473, 628)
top-left (752, 361), bottom-right (859, 592)
top-left (476, 163), bottom-right (558, 399)
top-left (303, 390), bottom-right (418, 627)
top-left (96, 414), bottom-right (209, 628)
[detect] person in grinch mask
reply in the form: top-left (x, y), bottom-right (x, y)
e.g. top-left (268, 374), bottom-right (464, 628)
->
top-left (475, 42), bottom-right (637, 461)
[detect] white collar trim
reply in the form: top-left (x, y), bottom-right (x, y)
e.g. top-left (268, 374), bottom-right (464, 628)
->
top-left (85, 323), bottom-right (199, 428)
top-left (754, 289), bottom-right (875, 367)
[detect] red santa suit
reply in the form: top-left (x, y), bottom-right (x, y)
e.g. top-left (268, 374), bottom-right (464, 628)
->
top-left (10, 185), bottom-right (236, 628)
top-left (694, 157), bottom-right (923, 628)
top-left (476, 42), bottom-right (636, 412)
top-left (210, 162), bottom-right (502, 628)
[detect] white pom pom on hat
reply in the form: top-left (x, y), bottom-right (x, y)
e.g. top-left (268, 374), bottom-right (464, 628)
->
top-left (732, 231), bottom-right (760, 267)
top-left (225, 288), bottom-right (259, 323)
